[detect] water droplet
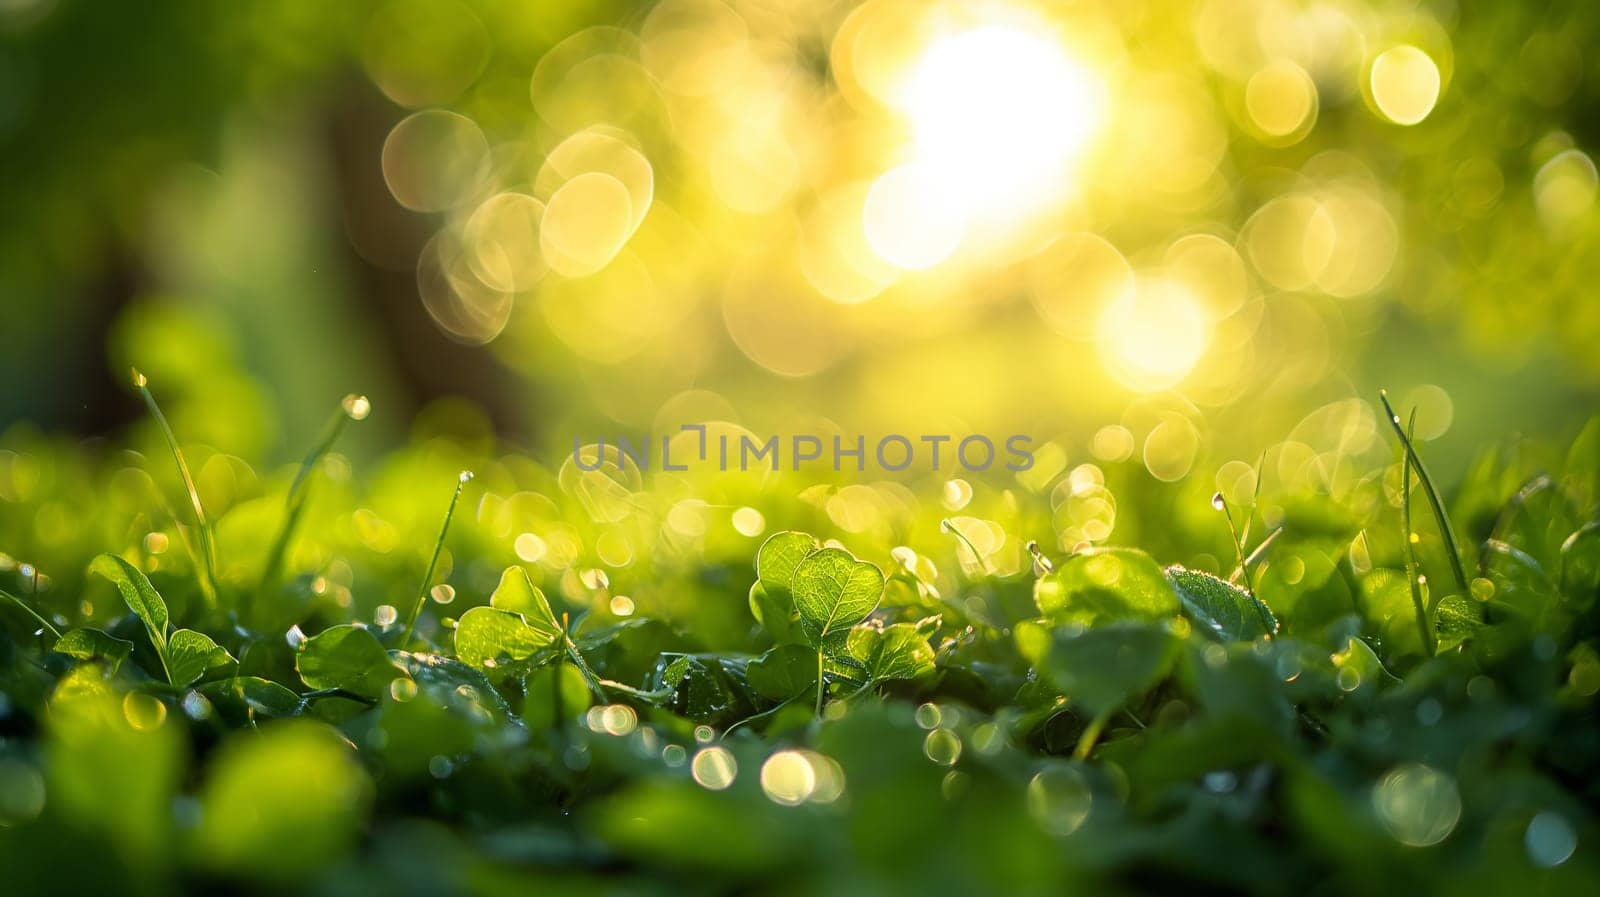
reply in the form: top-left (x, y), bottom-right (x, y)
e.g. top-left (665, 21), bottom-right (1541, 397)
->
top-left (1273, 649), bottom-right (1299, 677)
top-left (1467, 675), bottom-right (1495, 701)
top-left (430, 584), bottom-right (456, 605)
top-left (428, 755), bottom-right (454, 779)
top-left (181, 691), bottom-right (212, 721)
top-left (941, 769), bottom-right (970, 801)
top-left (915, 702), bottom-right (943, 729)
top-left (458, 470), bottom-right (475, 485)
top-left (923, 728), bottom-right (963, 766)
top-left (609, 595), bottom-right (635, 616)
top-left (285, 624), bottom-right (307, 649)
top-left (971, 722), bottom-right (1005, 755)
top-left (599, 704), bottom-right (638, 736)
top-left (661, 744), bottom-right (687, 767)
top-left (761, 750), bottom-right (818, 806)
top-left (691, 746), bottom-right (737, 790)
top-left (1470, 577), bottom-right (1495, 601)
top-left (1525, 811), bottom-right (1577, 867)
top-left (1028, 765), bottom-right (1092, 835)
top-left (1372, 763), bottom-right (1461, 846)
top-left (374, 604), bottom-right (399, 627)
top-left (130, 367), bottom-right (148, 389)
top-left (1026, 541), bottom-right (1054, 575)
top-left (731, 506), bottom-right (766, 537)
top-left (693, 725), bottom-right (715, 743)
top-left (943, 478), bottom-right (974, 510)
top-left (1211, 491), bottom-right (1226, 511)
top-left (389, 678), bottom-right (418, 702)
top-left (514, 532), bottom-right (547, 563)
top-left (342, 394), bottom-right (372, 421)
top-left (122, 692), bottom-right (168, 730)
top-left (804, 751), bottom-right (846, 804)
top-left (1336, 666), bottom-right (1363, 692)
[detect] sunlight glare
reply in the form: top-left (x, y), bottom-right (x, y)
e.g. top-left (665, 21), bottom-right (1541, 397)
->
top-left (867, 18), bottom-right (1104, 268)
top-left (901, 24), bottom-right (1100, 209)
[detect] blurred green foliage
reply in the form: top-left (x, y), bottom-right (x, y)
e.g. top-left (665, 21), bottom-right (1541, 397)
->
top-left (0, 363), bottom-right (1597, 894)
top-left (4, 0), bottom-right (1600, 894)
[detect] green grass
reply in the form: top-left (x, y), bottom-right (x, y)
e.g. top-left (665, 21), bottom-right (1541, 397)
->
top-left (0, 391), bottom-right (1597, 897)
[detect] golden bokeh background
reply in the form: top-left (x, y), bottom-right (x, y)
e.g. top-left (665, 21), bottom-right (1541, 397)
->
top-left (2, 0), bottom-right (1597, 488)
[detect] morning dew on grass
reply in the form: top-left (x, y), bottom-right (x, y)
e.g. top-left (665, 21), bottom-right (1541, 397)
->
top-left (130, 366), bottom-right (220, 610)
top-left (341, 393), bottom-right (371, 421)
top-left (400, 470), bottom-right (474, 645)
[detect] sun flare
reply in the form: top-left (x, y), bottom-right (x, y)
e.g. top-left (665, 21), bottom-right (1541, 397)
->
top-left (865, 18), bottom-right (1105, 270)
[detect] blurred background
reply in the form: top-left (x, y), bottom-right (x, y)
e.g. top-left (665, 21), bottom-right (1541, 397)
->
top-left (2, 0), bottom-right (1597, 483)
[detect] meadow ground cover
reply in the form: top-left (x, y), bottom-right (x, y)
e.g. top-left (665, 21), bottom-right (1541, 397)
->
top-left (0, 376), bottom-right (1597, 895)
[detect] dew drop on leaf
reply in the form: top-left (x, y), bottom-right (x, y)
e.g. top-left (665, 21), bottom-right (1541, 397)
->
top-left (691, 746), bottom-right (737, 790)
top-left (341, 394), bottom-right (372, 421)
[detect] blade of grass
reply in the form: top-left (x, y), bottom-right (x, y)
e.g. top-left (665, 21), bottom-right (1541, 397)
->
top-left (1215, 492), bottom-right (1277, 636)
top-left (132, 368), bottom-right (220, 611)
top-left (1400, 410), bottom-right (1436, 657)
top-left (1073, 708), bottom-right (1112, 760)
top-left (400, 470), bottom-right (473, 647)
top-left (256, 395), bottom-right (369, 610)
top-left (940, 518), bottom-right (992, 575)
top-left (1240, 450), bottom-right (1266, 545)
top-left (1242, 526), bottom-right (1283, 570)
top-left (1379, 390), bottom-right (1470, 596)
top-left (1, 586), bottom-right (61, 639)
